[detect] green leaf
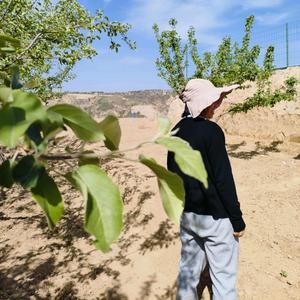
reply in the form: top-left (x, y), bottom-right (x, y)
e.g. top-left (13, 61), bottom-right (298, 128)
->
top-left (0, 91), bottom-right (46, 147)
top-left (0, 106), bottom-right (27, 148)
top-left (153, 117), bottom-right (172, 140)
top-left (0, 47), bottom-right (16, 53)
top-left (11, 90), bottom-right (45, 121)
top-left (48, 104), bottom-right (105, 142)
top-left (0, 87), bottom-right (13, 103)
top-left (42, 110), bottom-right (64, 136)
top-left (98, 115), bottom-right (121, 150)
top-left (0, 160), bottom-right (14, 188)
top-left (139, 155), bottom-right (185, 223)
top-left (31, 171), bottom-right (64, 229)
top-left (12, 155), bottom-right (45, 189)
top-left (155, 136), bottom-right (208, 188)
top-left (67, 164), bottom-right (123, 252)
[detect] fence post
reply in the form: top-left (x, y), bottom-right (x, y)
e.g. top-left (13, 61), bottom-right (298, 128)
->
top-left (285, 23), bottom-right (289, 68)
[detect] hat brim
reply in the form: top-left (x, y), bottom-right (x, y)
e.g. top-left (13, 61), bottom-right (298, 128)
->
top-left (184, 82), bottom-right (240, 118)
top-left (218, 84), bottom-right (240, 96)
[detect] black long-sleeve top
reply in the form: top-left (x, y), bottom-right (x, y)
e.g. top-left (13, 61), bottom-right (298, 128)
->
top-left (167, 115), bottom-right (246, 232)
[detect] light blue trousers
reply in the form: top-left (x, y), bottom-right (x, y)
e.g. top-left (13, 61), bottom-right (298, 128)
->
top-left (176, 212), bottom-right (239, 300)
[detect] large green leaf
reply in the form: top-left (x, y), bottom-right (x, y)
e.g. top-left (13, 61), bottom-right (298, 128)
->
top-left (0, 106), bottom-right (27, 148)
top-left (67, 164), bottom-right (123, 252)
top-left (31, 171), bottom-right (64, 229)
top-left (0, 90), bottom-right (46, 147)
top-left (98, 115), bottom-right (121, 150)
top-left (12, 90), bottom-right (45, 121)
top-left (0, 160), bottom-right (14, 188)
top-left (42, 110), bottom-right (64, 137)
top-left (152, 117), bottom-right (172, 140)
top-left (155, 136), bottom-right (208, 188)
top-left (139, 155), bottom-right (185, 223)
top-left (48, 104), bottom-right (105, 142)
top-left (12, 156), bottom-right (45, 189)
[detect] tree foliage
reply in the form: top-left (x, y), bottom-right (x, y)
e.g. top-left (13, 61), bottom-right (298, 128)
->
top-left (0, 0), bottom-right (136, 100)
top-left (0, 31), bottom-right (208, 252)
top-left (153, 15), bottom-right (298, 113)
top-left (153, 16), bottom-right (274, 93)
top-left (229, 76), bottom-right (299, 113)
top-left (153, 19), bottom-right (188, 94)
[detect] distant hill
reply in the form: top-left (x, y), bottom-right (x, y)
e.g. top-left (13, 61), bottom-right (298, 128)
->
top-left (50, 90), bottom-right (176, 118)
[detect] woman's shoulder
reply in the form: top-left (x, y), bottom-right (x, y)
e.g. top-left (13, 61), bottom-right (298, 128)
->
top-left (192, 117), bottom-right (224, 133)
top-left (203, 119), bottom-right (223, 132)
top-left (172, 117), bottom-right (224, 136)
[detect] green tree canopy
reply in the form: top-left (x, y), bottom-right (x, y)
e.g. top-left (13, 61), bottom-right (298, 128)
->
top-left (0, 0), bottom-right (135, 100)
top-left (153, 16), bottom-right (298, 113)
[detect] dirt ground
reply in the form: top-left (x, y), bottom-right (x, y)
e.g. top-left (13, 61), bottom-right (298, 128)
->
top-left (1, 115), bottom-right (300, 300)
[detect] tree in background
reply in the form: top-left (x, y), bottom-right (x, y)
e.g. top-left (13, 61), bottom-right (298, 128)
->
top-left (153, 19), bottom-right (188, 95)
top-left (153, 16), bottom-right (298, 113)
top-left (0, 0), bottom-right (136, 100)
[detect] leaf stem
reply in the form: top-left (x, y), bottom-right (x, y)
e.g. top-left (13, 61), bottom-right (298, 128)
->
top-left (40, 141), bottom-right (153, 161)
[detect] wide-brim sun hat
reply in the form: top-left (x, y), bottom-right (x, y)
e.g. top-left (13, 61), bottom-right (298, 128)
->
top-left (180, 79), bottom-right (239, 118)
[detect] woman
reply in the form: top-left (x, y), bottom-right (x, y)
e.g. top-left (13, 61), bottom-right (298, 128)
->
top-left (167, 79), bottom-right (246, 300)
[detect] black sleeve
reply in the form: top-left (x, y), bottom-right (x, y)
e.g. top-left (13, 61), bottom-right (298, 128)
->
top-left (207, 124), bottom-right (246, 232)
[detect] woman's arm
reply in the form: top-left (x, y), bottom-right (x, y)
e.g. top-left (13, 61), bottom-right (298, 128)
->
top-left (207, 123), bottom-right (246, 232)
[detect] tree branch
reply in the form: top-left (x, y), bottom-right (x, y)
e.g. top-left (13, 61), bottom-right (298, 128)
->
top-left (3, 32), bottom-right (44, 69)
top-left (40, 141), bottom-right (153, 162)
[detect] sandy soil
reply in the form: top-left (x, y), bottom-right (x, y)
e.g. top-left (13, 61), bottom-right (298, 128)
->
top-left (1, 115), bottom-right (300, 300)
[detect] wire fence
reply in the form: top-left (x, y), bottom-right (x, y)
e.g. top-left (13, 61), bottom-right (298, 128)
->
top-left (252, 20), bottom-right (300, 69)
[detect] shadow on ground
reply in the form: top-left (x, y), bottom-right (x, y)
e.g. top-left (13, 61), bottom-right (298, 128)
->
top-left (0, 150), bottom-right (182, 299)
top-left (294, 153), bottom-right (300, 160)
top-left (227, 141), bottom-right (283, 160)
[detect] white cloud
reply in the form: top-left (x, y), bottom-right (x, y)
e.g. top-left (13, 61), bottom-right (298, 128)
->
top-left (256, 12), bottom-right (289, 25)
top-left (243, 0), bottom-right (285, 8)
top-left (126, 0), bottom-right (239, 47)
top-left (125, 0), bottom-right (290, 48)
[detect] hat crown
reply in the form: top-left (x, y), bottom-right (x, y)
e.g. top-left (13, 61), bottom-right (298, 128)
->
top-left (185, 79), bottom-right (215, 92)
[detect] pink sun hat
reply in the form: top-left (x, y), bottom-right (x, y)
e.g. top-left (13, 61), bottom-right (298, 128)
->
top-left (180, 79), bottom-right (239, 118)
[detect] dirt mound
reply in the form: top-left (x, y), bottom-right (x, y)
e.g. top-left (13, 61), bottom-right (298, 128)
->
top-left (167, 67), bottom-right (300, 142)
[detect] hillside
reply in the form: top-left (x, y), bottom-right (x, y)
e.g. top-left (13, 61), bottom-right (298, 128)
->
top-left (49, 90), bottom-right (175, 119)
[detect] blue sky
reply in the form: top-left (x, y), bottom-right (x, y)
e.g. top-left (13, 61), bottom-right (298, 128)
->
top-left (63, 0), bottom-right (300, 92)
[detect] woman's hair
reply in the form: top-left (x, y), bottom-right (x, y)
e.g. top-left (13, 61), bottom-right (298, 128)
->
top-left (181, 103), bottom-right (190, 118)
top-left (179, 90), bottom-right (191, 118)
